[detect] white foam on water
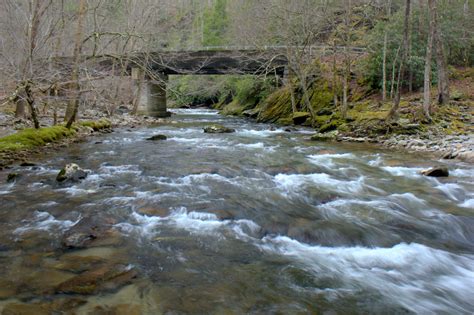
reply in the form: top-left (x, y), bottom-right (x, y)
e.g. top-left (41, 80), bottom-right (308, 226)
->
top-left (168, 137), bottom-right (230, 149)
top-left (367, 154), bottom-right (384, 166)
top-left (260, 236), bottom-right (474, 314)
top-left (56, 186), bottom-right (97, 196)
top-left (237, 129), bottom-right (286, 138)
top-left (381, 166), bottom-right (425, 177)
top-left (235, 142), bottom-right (279, 152)
top-left (0, 183), bottom-right (14, 195)
top-left (98, 164), bottom-right (142, 176)
top-left (115, 207), bottom-right (261, 241)
top-left (37, 201), bottom-right (59, 207)
top-left (435, 183), bottom-right (466, 201)
top-left (170, 108), bottom-right (220, 115)
top-left (459, 199), bottom-right (474, 209)
top-left (451, 168), bottom-right (474, 178)
top-left (274, 173), bottom-right (365, 195)
top-left (155, 173), bottom-right (238, 192)
top-left (307, 153), bottom-right (356, 169)
top-left (387, 192), bottom-right (427, 206)
top-left (14, 211), bottom-right (80, 235)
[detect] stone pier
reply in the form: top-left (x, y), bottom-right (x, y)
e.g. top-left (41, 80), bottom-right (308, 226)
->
top-left (133, 68), bottom-right (170, 118)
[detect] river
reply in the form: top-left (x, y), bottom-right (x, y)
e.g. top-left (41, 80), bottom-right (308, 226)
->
top-left (1, 109), bottom-right (473, 314)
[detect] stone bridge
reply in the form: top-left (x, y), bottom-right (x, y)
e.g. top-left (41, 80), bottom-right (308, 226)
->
top-left (127, 48), bottom-right (290, 117)
top-left (54, 46), bottom-right (365, 117)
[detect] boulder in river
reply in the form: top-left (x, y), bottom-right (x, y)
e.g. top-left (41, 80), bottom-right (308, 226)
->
top-left (56, 163), bottom-right (88, 182)
top-left (146, 134), bottom-right (167, 141)
top-left (7, 173), bottom-right (19, 183)
top-left (203, 125), bottom-right (235, 134)
top-left (420, 166), bottom-right (449, 177)
top-left (310, 131), bottom-right (338, 142)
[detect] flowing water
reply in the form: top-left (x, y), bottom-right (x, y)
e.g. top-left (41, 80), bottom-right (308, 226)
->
top-left (1, 109), bottom-right (473, 314)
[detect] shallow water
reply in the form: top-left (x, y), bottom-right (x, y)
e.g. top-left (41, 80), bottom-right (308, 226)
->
top-left (1, 109), bottom-right (473, 314)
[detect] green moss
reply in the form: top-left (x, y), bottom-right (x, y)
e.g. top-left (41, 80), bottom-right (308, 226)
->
top-left (309, 82), bottom-right (333, 111)
top-left (319, 120), bottom-right (344, 133)
top-left (220, 99), bottom-right (251, 116)
top-left (276, 118), bottom-right (294, 125)
top-left (312, 115), bottom-right (331, 128)
top-left (257, 86), bottom-right (293, 123)
top-left (80, 119), bottom-right (111, 131)
top-left (0, 126), bottom-right (76, 152)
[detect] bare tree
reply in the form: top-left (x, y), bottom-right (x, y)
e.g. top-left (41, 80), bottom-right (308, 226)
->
top-left (387, 0), bottom-right (411, 121)
top-left (65, 0), bottom-right (87, 128)
top-left (423, 0), bottom-right (435, 120)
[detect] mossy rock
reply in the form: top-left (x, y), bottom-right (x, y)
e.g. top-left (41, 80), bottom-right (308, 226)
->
top-left (276, 117), bottom-right (294, 126)
top-left (292, 112), bottom-right (311, 125)
top-left (80, 119), bottom-right (112, 131)
top-left (56, 163), bottom-right (88, 183)
top-left (310, 131), bottom-right (338, 141)
top-left (319, 120), bottom-right (342, 133)
top-left (257, 86), bottom-right (293, 123)
top-left (203, 125), bottom-right (235, 134)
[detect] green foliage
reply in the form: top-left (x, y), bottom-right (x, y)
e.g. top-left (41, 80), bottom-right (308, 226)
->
top-left (0, 126), bottom-right (76, 152)
top-left (202, 0), bottom-right (229, 46)
top-left (363, 2), bottom-right (473, 93)
top-left (168, 76), bottom-right (222, 107)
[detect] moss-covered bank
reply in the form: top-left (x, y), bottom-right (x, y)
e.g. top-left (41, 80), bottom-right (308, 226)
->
top-left (0, 119), bottom-right (112, 168)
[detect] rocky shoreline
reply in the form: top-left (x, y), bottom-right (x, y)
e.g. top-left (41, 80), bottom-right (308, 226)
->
top-left (329, 133), bottom-right (474, 163)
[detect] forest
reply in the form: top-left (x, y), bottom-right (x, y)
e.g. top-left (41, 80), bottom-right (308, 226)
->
top-left (0, 1), bottom-right (473, 314)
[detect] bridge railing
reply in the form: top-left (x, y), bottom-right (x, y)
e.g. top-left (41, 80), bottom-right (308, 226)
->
top-left (148, 45), bottom-right (367, 54)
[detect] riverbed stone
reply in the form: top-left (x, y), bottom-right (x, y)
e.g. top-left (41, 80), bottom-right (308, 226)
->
top-left (203, 124), bottom-right (235, 134)
top-left (52, 255), bottom-right (106, 273)
top-left (7, 172), bottom-right (19, 182)
top-left (56, 264), bottom-right (137, 295)
top-left (56, 163), bottom-right (88, 183)
top-left (420, 166), bottom-right (449, 177)
top-left (146, 134), bottom-right (167, 141)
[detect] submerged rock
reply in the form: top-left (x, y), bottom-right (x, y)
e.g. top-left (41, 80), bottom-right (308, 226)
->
top-left (7, 173), bottom-right (19, 183)
top-left (56, 264), bottom-right (137, 295)
top-left (292, 112), bottom-right (311, 125)
top-left (420, 166), bottom-right (449, 177)
top-left (20, 161), bottom-right (36, 167)
top-left (203, 125), bottom-right (235, 134)
top-left (146, 134), bottom-right (167, 141)
top-left (56, 163), bottom-right (88, 183)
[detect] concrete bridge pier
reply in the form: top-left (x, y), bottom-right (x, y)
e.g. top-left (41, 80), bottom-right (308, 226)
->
top-left (132, 68), bottom-right (170, 118)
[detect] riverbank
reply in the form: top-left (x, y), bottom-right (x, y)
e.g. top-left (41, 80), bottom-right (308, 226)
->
top-left (203, 67), bottom-right (474, 163)
top-left (0, 112), bottom-right (169, 170)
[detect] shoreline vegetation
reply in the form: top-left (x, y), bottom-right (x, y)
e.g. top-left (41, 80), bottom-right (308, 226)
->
top-left (169, 66), bottom-right (473, 163)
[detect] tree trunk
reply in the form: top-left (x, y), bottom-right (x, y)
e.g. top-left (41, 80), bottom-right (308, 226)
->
top-left (382, 31), bottom-right (388, 101)
top-left (382, 0), bottom-right (393, 101)
top-left (24, 82), bottom-right (40, 129)
top-left (66, 0), bottom-right (87, 128)
top-left (423, 0), bottom-right (435, 120)
top-left (387, 0), bottom-right (411, 121)
top-left (432, 0), bottom-right (449, 105)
